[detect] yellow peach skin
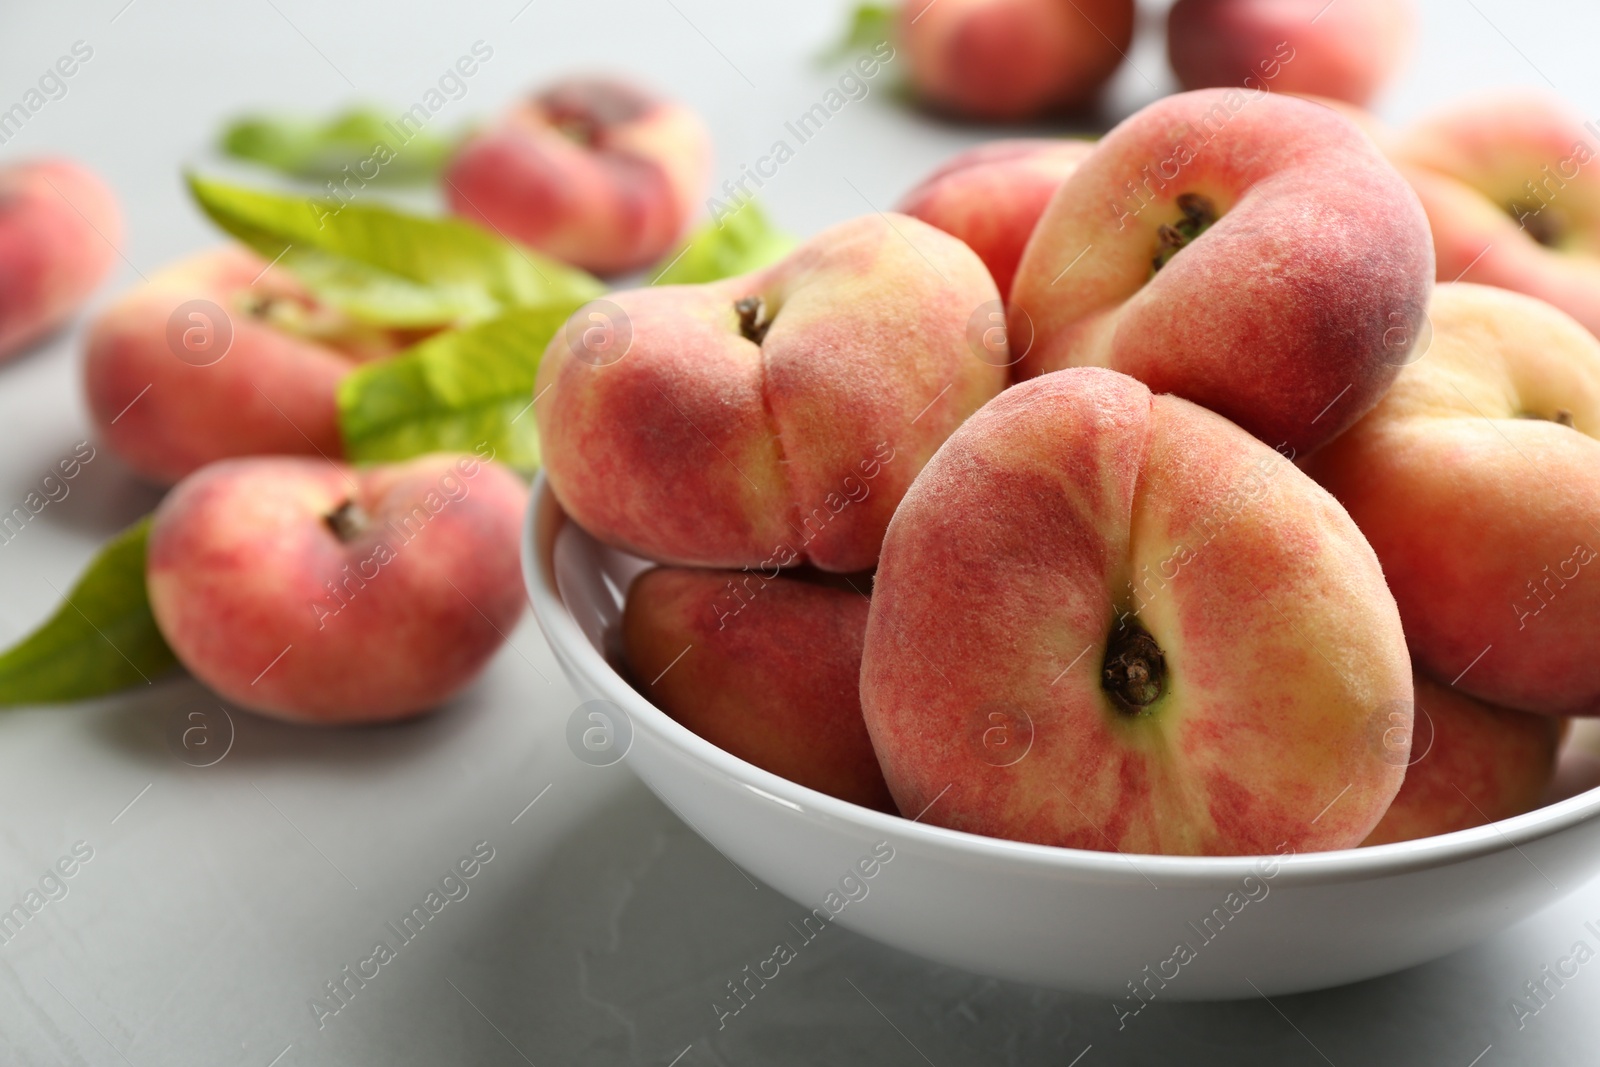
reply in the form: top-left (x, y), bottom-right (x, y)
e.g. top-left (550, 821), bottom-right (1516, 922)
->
top-left (861, 368), bottom-right (1411, 856)
top-left (1305, 284), bottom-right (1600, 717)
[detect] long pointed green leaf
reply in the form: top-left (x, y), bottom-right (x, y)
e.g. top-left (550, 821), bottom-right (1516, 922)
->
top-left (187, 174), bottom-right (605, 326)
top-left (278, 248), bottom-right (500, 328)
top-left (337, 300), bottom-right (584, 470)
top-left (0, 519), bottom-right (178, 706)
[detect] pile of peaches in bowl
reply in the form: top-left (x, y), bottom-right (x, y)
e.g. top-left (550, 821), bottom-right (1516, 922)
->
top-left (526, 88), bottom-right (1600, 999)
top-left (10, 0), bottom-right (1600, 1001)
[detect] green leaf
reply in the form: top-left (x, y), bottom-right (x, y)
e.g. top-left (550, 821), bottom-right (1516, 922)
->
top-left (649, 201), bottom-right (796, 286)
top-left (276, 248), bottom-right (502, 328)
top-left (219, 106), bottom-right (456, 184)
top-left (337, 300), bottom-right (585, 470)
top-left (186, 174), bottom-right (605, 327)
top-left (818, 2), bottom-right (895, 65)
top-left (0, 519), bottom-right (178, 706)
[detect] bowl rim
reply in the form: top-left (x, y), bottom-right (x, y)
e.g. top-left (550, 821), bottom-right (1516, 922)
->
top-left (523, 475), bottom-right (1600, 889)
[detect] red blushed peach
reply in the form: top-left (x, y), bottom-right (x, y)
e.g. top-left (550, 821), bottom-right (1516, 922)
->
top-left (622, 567), bottom-right (894, 812)
top-left (1363, 671), bottom-right (1562, 846)
top-left (444, 77), bottom-right (711, 277)
top-left (147, 452), bottom-right (526, 724)
top-left (0, 158), bottom-right (121, 359)
top-left (535, 212), bottom-right (1006, 573)
top-left (1167, 0), bottom-right (1415, 106)
top-left (85, 246), bottom-right (418, 486)
top-left (896, 138), bottom-right (1095, 301)
top-left (1009, 89), bottom-right (1434, 456)
top-left (860, 368), bottom-right (1411, 856)
top-left (1304, 284), bottom-right (1600, 717)
top-left (1393, 93), bottom-right (1600, 339)
top-left (901, 0), bottom-right (1135, 122)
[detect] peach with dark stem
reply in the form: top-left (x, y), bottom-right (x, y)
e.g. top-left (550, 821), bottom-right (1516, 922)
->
top-left (444, 77), bottom-right (711, 276)
top-left (147, 451), bottom-right (526, 723)
top-left (1009, 89), bottom-right (1434, 456)
top-left (535, 212), bottom-right (1007, 572)
top-left (85, 246), bottom-right (424, 485)
top-left (1305, 283), bottom-right (1600, 717)
top-left (1393, 92), bottom-right (1600, 339)
top-left (861, 367), bottom-right (1413, 856)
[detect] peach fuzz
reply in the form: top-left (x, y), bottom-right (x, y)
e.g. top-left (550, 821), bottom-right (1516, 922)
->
top-left (535, 212), bottom-right (1006, 573)
top-left (444, 77), bottom-right (711, 276)
top-left (1304, 284), bottom-right (1600, 717)
top-left (85, 245), bottom-right (418, 486)
top-left (1393, 92), bottom-right (1600, 339)
top-left (1009, 89), bottom-right (1433, 456)
top-left (1167, 0), bottom-right (1415, 107)
top-left (1363, 671), bottom-right (1562, 847)
top-left (0, 158), bottom-right (121, 359)
top-left (622, 567), bottom-right (894, 812)
top-left (896, 138), bottom-right (1095, 301)
top-left (900, 0), bottom-right (1135, 122)
top-left (860, 368), bottom-right (1411, 856)
top-left (147, 452), bottom-right (526, 724)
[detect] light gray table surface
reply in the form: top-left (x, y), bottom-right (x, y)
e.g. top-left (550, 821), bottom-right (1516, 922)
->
top-left (2, 1), bottom-right (1598, 1063)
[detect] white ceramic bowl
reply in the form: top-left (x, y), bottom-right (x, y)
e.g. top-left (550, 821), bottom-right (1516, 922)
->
top-left (524, 477), bottom-right (1600, 999)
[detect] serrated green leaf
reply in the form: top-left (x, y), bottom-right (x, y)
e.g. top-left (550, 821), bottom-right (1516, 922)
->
top-left (0, 519), bottom-right (178, 706)
top-left (187, 174), bottom-right (605, 327)
top-left (818, 3), bottom-right (896, 65)
top-left (220, 106), bottom-right (456, 184)
top-left (650, 201), bottom-right (796, 286)
top-left (337, 300), bottom-right (585, 470)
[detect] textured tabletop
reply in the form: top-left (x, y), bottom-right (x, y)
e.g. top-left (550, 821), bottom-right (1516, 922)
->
top-left (2, 1), bottom-right (1597, 1063)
